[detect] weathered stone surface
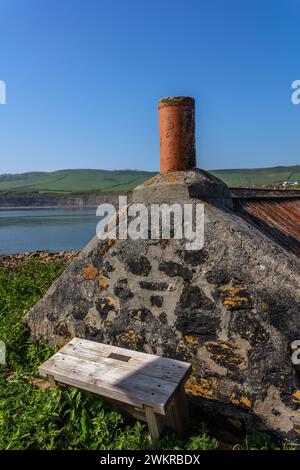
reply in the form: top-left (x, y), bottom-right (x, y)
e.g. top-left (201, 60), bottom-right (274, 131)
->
top-left (139, 281), bottom-right (169, 291)
top-left (150, 295), bottom-right (163, 307)
top-left (133, 169), bottom-right (233, 209)
top-left (159, 260), bottom-right (192, 280)
top-left (126, 256), bottom-right (151, 276)
top-left (113, 279), bottom-right (134, 300)
top-left (25, 202), bottom-right (300, 443)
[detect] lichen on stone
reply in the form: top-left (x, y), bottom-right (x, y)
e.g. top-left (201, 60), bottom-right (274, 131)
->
top-left (118, 327), bottom-right (142, 349)
top-left (184, 335), bottom-right (199, 346)
top-left (185, 376), bottom-right (218, 400)
top-left (82, 265), bottom-right (98, 281)
top-left (98, 276), bottom-right (109, 290)
top-left (205, 340), bottom-right (245, 370)
top-left (292, 391), bottom-right (300, 405)
top-left (230, 392), bottom-right (252, 410)
top-left (221, 286), bottom-right (252, 310)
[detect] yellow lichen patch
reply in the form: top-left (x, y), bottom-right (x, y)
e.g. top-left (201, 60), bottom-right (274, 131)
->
top-left (175, 343), bottom-right (192, 358)
top-left (230, 393), bottom-right (252, 410)
top-left (184, 335), bottom-right (199, 346)
top-left (185, 376), bottom-right (218, 400)
top-left (82, 265), bottom-right (98, 281)
top-left (293, 426), bottom-right (300, 435)
top-left (99, 277), bottom-right (109, 290)
top-left (292, 391), bottom-right (300, 405)
top-left (205, 340), bottom-right (245, 368)
top-left (261, 303), bottom-right (269, 312)
top-left (106, 296), bottom-right (118, 309)
top-left (99, 296), bottom-right (119, 312)
top-left (221, 286), bottom-right (252, 310)
top-left (118, 328), bottom-right (142, 347)
top-left (206, 341), bottom-right (231, 350)
top-left (98, 239), bottom-right (115, 257)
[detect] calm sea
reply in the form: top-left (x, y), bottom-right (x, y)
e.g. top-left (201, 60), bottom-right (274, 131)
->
top-left (0, 209), bottom-right (101, 254)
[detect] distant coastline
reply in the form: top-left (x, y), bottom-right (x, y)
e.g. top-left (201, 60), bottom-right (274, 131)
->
top-left (0, 192), bottom-right (132, 210)
top-left (1, 165), bottom-right (300, 209)
top-left (0, 165), bottom-right (300, 198)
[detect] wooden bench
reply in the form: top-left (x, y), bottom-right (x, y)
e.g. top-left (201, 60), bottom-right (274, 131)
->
top-left (39, 338), bottom-right (192, 443)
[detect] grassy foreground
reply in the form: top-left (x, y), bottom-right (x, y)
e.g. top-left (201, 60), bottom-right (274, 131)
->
top-left (0, 257), bottom-right (293, 450)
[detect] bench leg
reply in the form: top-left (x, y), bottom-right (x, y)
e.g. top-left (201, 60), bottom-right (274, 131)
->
top-left (168, 385), bottom-right (189, 440)
top-left (144, 405), bottom-right (162, 444)
top-left (47, 374), bottom-right (56, 387)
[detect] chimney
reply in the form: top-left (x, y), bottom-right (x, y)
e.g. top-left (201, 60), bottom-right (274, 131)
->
top-left (133, 96), bottom-right (232, 209)
top-left (159, 97), bottom-right (196, 173)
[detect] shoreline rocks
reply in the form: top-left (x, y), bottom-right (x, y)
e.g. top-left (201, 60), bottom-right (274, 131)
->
top-left (0, 250), bottom-right (79, 269)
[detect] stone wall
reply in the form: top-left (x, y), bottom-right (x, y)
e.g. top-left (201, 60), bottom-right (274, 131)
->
top-left (25, 202), bottom-right (300, 442)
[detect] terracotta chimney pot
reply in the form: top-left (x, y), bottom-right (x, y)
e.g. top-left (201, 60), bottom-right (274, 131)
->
top-left (158, 96), bottom-right (196, 173)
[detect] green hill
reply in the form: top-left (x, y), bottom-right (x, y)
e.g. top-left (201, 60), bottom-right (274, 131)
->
top-left (0, 166), bottom-right (299, 195)
top-left (0, 169), bottom-right (156, 194)
top-left (211, 165), bottom-right (300, 187)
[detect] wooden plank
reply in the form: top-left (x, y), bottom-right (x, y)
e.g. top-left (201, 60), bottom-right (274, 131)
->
top-left (169, 385), bottom-right (189, 440)
top-left (98, 396), bottom-right (147, 423)
top-left (39, 352), bottom-right (177, 414)
top-left (47, 374), bottom-right (56, 387)
top-left (69, 338), bottom-right (190, 371)
top-left (60, 340), bottom-right (191, 385)
top-left (62, 339), bottom-right (191, 378)
top-left (144, 406), bottom-right (162, 443)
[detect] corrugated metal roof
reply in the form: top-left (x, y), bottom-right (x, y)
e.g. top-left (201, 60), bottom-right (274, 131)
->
top-left (235, 198), bottom-right (300, 257)
top-left (230, 188), bottom-right (300, 199)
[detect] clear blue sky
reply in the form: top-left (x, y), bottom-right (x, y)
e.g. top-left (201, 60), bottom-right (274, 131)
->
top-left (0, 0), bottom-right (299, 173)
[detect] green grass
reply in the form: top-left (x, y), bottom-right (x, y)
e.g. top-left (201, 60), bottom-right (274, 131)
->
top-left (1, 165), bottom-right (300, 196)
top-left (210, 165), bottom-right (300, 186)
top-left (0, 258), bottom-right (294, 450)
top-left (0, 169), bottom-right (157, 195)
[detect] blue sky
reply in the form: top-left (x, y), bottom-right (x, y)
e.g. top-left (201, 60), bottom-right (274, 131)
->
top-left (0, 0), bottom-right (299, 173)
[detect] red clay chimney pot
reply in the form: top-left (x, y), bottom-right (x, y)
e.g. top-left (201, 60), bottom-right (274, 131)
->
top-left (158, 96), bottom-right (196, 173)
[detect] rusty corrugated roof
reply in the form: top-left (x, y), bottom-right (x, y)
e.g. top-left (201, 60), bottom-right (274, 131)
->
top-left (235, 197), bottom-right (300, 257)
top-left (230, 188), bottom-right (300, 199)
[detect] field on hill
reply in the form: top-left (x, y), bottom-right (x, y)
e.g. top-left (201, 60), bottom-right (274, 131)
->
top-left (0, 170), bottom-right (156, 194)
top-left (0, 166), bottom-right (299, 195)
top-left (210, 165), bottom-right (300, 186)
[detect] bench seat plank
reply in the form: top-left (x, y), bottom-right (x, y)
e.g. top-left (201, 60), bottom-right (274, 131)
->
top-left (59, 338), bottom-right (190, 384)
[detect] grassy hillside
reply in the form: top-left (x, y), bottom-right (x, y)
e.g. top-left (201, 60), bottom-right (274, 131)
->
top-left (0, 166), bottom-right (299, 195)
top-left (210, 165), bottom-right (300, 186)
top-left (0, 169), bottom-right (156, 195)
